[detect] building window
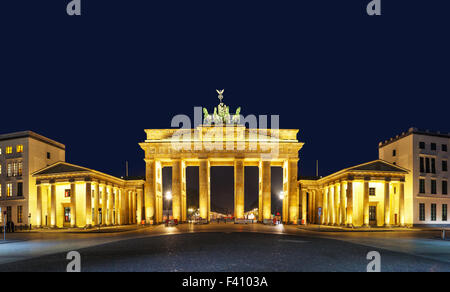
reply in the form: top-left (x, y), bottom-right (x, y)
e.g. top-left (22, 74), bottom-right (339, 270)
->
top-left (443, 204), bottom-right (448, 221)
top-left (431, 158), bottom-right (436, 174)
top-left (13, 162), bottom-right (18, 177)
top-left (64, 207), bottom-right (71, 223)
top-left (17, 206), bottom-right (23, 223)
top-left (419, 179), bottom-right (426, 194)
top-left (5, 147), bottom-right (12, 154)
top-left (431, 180), bottom-right (437, 194)
top-left (431, 204), bottom-right (437, 221)
top-left (443, 160), bottom-right (448, 172)
top-left (0, 148), bottom-right (2, 155)
top-left (16, 145), bottom-right (23, 153)
top-left (6, 183), bottom-right (12, 197)
top-left (425, 157), bottom-right (430, 173)
top-left (65, 189), bottom-right (71, 198)
top-left (6, 206), bottom-right (12, 222)
top-left (7, 163), bottom-right (12, 177)
top-left (17, 182), bottom-right (23, 197)
top-left (369, 187), bottom-right (376, 196)
top-left (419, 142), bottom-right (425, 149)
top-left (47, 152), bottom-right (51, 159)
top-left (0, 184), bottom-right (2, 197)
top-left (420, 157), bottom-right (425, 173)
top-left (443, 181), bottom-right (448, 195)
top-left (419, 203), bottom-right (425, 221)
top-left (392, 149), bottom-right (396, 157)
top-left (443, 144), bottom-right (448, 152)
top-left (0, 164), bottom-right (2, 175)
top-left (431, 143), bottom-right (436, 151)
top-left (18, 162), bottom-right (22, 176)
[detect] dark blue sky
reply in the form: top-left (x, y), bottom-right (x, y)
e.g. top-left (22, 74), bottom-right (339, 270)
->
top-left (1, 1), bottom-right (449, 210)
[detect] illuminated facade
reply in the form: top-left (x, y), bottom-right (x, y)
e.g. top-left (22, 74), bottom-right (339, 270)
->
top-left (299, 160), bottom-right (408, 227)
top-left (379, 128), bottom-right (450, 226)
top-left (139, 125), bottom-right (304, 224)
top-left (33, 162), bottom-right (144, 228)
top-left (0, 131), bottom-right (65, 227)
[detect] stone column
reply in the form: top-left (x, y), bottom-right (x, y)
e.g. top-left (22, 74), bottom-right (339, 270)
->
top-left (128, 191), bottom-right (133, 223)
top-left (346, 180), bottom-right (353, 227)
top-left (363, 180), bottom-right (370, 227)
top-left (261, 161), bottom-right (272, 221)
top-left (115, 188), bottom-right (120, 225)
top-left (301, 190), bottom-right (307, 224)
top-left (322, 187), bottom-right (327, 224)
top-left (94, 183), bottom-right (100, 226)
top-left (107, 186), bottom-right (113, 226)
top-left (199, 159), bottom-right (210, 221)
top-left (70, 182), bottom-right (76, 228)
top-left (50, 183), bottom-right (56, 228)
top-left (340, 181), bottom-right (346, 225)
top-left (86, 182), bottom-right (92, 227)
top-left (124, 190), bottom-right (129, 224)
top-left (258, 164), bottom-right (263, 221)
top-left (145, 160), bottom-right (155, 224)
top-left (137, 188), bottom-right (143, 224)
top-left (101, 185), bottom-right (107, 226)
top-left (288, 159), bottom-right (299, 224)
top-left (234, 159), bottom-right (245, 219)
top-left (399, 181), bottom-right (405, 226)
top-left (131, 191), bottom-right (137, 224)
top-left (172, 159), bottom-right (182, 221)
top-left (318, 189), bottom-right (324, 224)
top-left (181, 162), bottom-right (187, 222)
top-left (36, 184), bottom-right (42, 227)
top-left (334, 183), bottom-right (339, 226)
top-left (155, 161), bottom-right (163, 223)
top-left (327, 186), bottom-right (333, 225)
top-left (384, 179), bottom-right (391, 226)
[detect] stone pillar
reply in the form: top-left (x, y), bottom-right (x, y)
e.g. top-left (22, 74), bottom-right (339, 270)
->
top-left (94, 183), bottom-right (100, 226)
top-left (346, 180), bottom-right (353, 227)
top-left (101, 185), bottom-right (107, 226)
top-left (128, 191), bottom-right (133, 224)
top-left (327, 186), bottom-right (333, 225)
top-left (137, 188), bottom-right (143, 224)
top-left (334, 183), bottom-right (339, 226)
top-left (399, 181), bottom-right (405, 226)
top-left (70, 182), bottom-right (76, 228)
top-left (322, 187), bottom-right (327, 224)
top-left (261, 161), bottom-right (272, 221)
top-left (86, 182), bottom-right (92, 227)
top-left (288, 159), bottom-right (299, 224)
top-left (199, 159), bottom-right (210, 221)
top-left (115, 188), bottom-right (120, 225)
top-left (363, 180), bottom-right (370, 227)
top-left (124, 190), bottom-right (130, 224)
top-left (155, 161), bottom-right (163, 223)
top-left (107, 186), bottom-right (113, 226)
top-left (145, 160), bottom-right (155, 224)
top-left (132, 191), bottom-right (137, 224)
top-left (258, 164), bottom-right (263, 221)
top-left (50, 183), bottom-right (56, 228)
top-left (340, 181), bottom-right (346, 225)
top-left (384, 179), bottom-right (391, 226)
top-left (318, 189), bottom-right (324, 224)
top-left (36, 184), bottom-right (42, 227)
top-left (181, 161), bottom-right (187, 222)
top-left (301, 190), bottom-right (307, 224)
top-left (172, 159), bottom-right (182, 221)
top-left (234, 159), bottom-right (245, 219)
top-left (282, 161), bottom-right (289, 224)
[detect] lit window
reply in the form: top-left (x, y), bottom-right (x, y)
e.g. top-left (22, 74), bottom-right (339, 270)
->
top-left (6, 183), bottom-right (12, 197)
top-left (5, 147), bottom-right (12, 154)
top-left (16, 145), bottom-right (23, 153)
top-left (65, 189), bottom-right (71, 198)
top-left (18, 162), bottom-right (22, 176)
top-left (13, 162), bottom-right (18, 177)
top-left (0, 148), bottom-right (2, 155)
top-left (0, 184), bottom-right (2, 197)
top-left (17, 206), bottom-right (23, 223)
top-left (7, 163), bottom-right (12, 177)
top-left (369, 187), bottom-right (376, 196)
top-left (0, 164), bottom-right (2, 175)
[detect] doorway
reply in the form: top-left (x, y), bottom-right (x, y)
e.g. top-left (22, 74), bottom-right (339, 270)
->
top-left (369, 205), bottom-right (377, 226)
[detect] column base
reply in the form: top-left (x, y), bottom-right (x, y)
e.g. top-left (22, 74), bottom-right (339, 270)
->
top-left (384, 224), bottom-right (391, 228)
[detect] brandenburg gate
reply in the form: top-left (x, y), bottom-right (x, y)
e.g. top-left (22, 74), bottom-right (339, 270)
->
top-left (139, 91), bottom-right (304, 224)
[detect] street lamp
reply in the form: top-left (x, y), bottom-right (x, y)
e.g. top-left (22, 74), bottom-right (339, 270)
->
top-left (165, 191), bottom-right (172, 223)
top-left (279, 191), bottom-right (285, 200)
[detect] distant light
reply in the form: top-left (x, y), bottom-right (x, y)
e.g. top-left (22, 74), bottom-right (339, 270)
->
top-left (165, 191), bottom-right (172, 200)
top-left (279, 191), bottom-right (285, 200)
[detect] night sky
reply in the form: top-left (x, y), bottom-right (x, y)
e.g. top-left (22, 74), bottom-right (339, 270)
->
top-left (1, 1), bottom-right (449, 211)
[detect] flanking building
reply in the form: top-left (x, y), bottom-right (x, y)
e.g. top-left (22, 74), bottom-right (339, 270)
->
top-left (299, 160), bottom-right (408, 227)
top-left (32, 162), bottom-right (144, 228)
top-left (379, 128), bottom-right (449, 227)
top-left (0, 131), bottom-right (65, 227)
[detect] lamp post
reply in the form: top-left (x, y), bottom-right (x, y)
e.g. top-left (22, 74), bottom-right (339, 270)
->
top-left (165, 191), bottom-right (172, 225)
top-left (278, 191), bottom-right (285, 224)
